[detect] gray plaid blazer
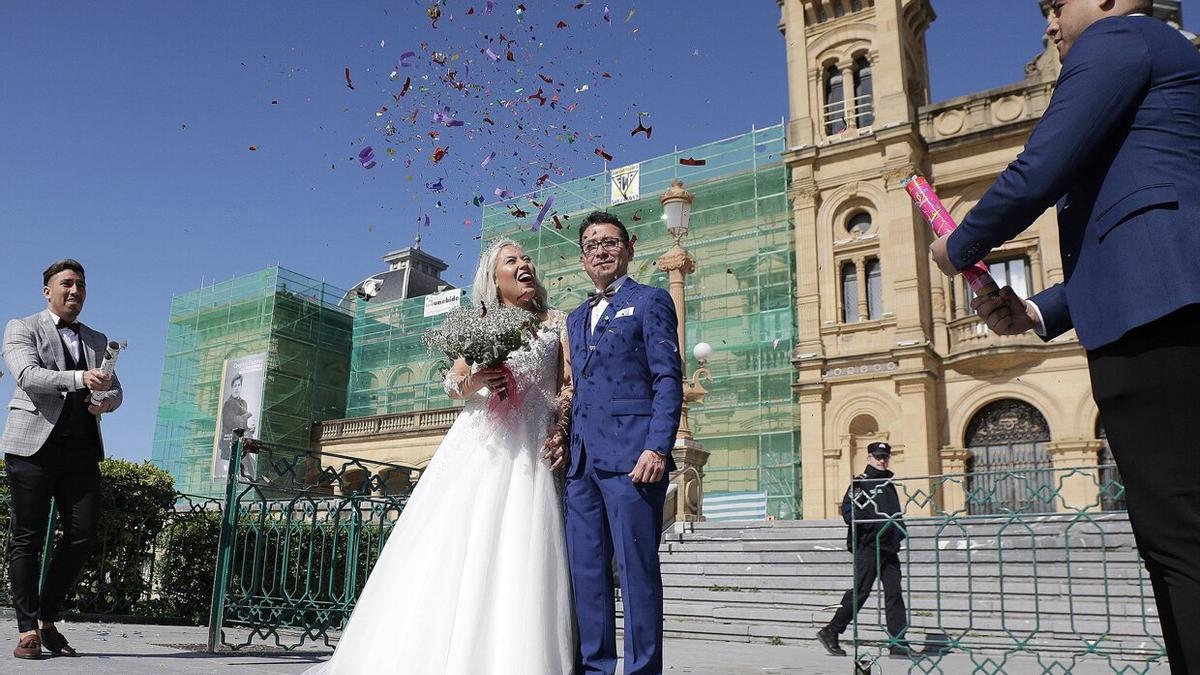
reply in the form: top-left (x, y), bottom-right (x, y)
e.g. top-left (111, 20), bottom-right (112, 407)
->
top-left (1, 311), bottom-right (123, 457)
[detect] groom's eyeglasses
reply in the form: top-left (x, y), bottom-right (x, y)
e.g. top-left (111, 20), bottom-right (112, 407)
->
top-left (581, 237), bottom-right (625, 257)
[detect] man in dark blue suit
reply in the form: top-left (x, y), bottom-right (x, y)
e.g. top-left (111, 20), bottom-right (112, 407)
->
top-left (565, 211), bottom-right (683, 674)
top-left (929, 2), bottom-right (1200, 671)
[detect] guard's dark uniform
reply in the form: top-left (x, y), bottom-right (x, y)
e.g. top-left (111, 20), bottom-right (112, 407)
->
top-left (826, 449), bottom-right (908, 642)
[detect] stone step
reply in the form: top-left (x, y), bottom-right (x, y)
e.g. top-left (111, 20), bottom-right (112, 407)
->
top-left (660, 587), bottom-right (1156, 616)
top-left (659, 561), bottom-right (1147, 581)
top-left (662, 566), bottom-right (1147, 593)
top-left (658, 549), bottom-right (1143, 565)
top-left (614, 611), bottom-right (1163, 657)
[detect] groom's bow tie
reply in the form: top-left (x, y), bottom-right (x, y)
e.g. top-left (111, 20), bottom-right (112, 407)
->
top-left (56, 318), bottom-right (81, 333)
top-left (587, 287), bottom-right (617, 307)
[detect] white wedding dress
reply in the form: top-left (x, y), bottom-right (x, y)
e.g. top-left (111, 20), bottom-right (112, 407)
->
top-left (306, 313), bottom-right (574, 674)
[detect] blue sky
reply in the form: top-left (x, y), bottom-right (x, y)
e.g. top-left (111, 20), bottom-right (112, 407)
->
top-left (0, 1), bottom-right (1074, 463)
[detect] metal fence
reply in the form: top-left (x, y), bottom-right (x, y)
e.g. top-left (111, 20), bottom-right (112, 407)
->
top-left (206, 434), bottom-right (411, 651)
top-left (847, 465), bottom-right (1167, 674)
top-left (0, 468), bottom-right (221, 624)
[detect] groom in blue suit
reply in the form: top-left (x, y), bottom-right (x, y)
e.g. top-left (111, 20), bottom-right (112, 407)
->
top-left (930, 2), bottom-right (1200, 671)
top-left (566, 211), bottom-right (683, 674)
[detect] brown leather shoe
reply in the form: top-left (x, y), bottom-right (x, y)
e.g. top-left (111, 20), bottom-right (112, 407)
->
top-left (13, 633), bottom-right (42, 659)
top-left (39, 626), bottom-right (77, 657)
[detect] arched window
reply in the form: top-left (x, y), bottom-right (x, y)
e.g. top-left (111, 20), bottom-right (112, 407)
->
top-left (866, 259), bottom-right (883, 320)
top-left (825, 65), bottom-right (847, 135)
top-left (965, 399), bottom-right (1054, 515)
top-left (850, 0), bottom-right (864, 10)
top-left (833, 0), bottom-right (846, 17)
top-left (853, 55), bottom-right (874, 127)
top-left (387, 367), bottom-right (415, 411)
top-left (846, 211), bottom-right (872, 236)
top-left (1097, 420), bottom-right (1127, 511)
top-left (841, 261), bottom-right (859, 323)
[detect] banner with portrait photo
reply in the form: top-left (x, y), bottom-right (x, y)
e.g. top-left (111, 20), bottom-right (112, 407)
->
top-left (212, 353), bottom-right (267, 481)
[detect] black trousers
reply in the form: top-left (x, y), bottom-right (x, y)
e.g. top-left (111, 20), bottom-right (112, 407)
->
top-left (828, 546), bottom-right (907, 639)
top-left (1088, 305), bottom-right (1200, 675)
top-left (4, 439), bottom-right (101, 633)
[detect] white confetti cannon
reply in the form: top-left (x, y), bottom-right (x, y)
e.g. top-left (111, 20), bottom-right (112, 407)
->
top-left (89, 340), bottom-right (127, 406)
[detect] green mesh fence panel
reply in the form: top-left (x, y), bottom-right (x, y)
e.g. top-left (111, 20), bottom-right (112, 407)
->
top-left (345, 292), bottom-right (472, 418)
top-left (479, 123), bottom-right (802, 517)
top-left (151, 268), bottom-right (353, 497)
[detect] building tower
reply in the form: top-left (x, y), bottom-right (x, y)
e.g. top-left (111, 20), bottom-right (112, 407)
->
top-left (779, 0), bottom-right (1108, 519)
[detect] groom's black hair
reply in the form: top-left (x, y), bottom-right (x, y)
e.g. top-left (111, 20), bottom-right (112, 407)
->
top-left (578, 211), bottom-right (630, 249)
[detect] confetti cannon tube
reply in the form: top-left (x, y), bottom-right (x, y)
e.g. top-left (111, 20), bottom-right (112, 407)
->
top-left (903, 175), bottom-right (999, 298)
top-left (89, 340), bottom-right (126, 406)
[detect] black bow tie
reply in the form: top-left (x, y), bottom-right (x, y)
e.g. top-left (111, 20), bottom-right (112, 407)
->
top-left (56, 319), bottom-right (80, 333)
top-left (587, 287), bottom-right (617, 307)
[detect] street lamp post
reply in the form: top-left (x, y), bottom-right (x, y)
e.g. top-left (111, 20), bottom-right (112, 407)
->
top-left (657, 180), bottom-right (711, 522)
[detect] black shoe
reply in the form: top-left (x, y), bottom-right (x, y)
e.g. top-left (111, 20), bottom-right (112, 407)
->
top-left (816, 627), bottom-right (846, 657)
top-left (888, 643), bottom-right (916, 658)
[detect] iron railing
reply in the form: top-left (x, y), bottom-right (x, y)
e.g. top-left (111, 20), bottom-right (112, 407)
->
top-left (0, 468), bottom-right (221, 624)
top-left (847, 465), bottom-right (1165, 674)
top-left (207, 433), bottom-right (413, 651)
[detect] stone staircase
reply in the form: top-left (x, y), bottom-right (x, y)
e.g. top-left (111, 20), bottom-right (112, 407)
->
top-left (618, 513), bottom-right (1165, 659)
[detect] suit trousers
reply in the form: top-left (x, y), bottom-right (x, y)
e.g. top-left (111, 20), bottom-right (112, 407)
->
top-left (828, 546), bottom-right (907, 639)
top-left (565, 444), bottom-right (667, 675)
top-left (1088, 304), bottom-right (1200, 675)
top-left (4, 439), bottom-right (101, 633)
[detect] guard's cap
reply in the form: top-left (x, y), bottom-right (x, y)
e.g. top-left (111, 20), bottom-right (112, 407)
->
top-left (867, 441), bottom-right (892, 458)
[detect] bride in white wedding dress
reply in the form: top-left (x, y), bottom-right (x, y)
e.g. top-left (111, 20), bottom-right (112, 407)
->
top-left (306, 238), bottom-right (575, 674)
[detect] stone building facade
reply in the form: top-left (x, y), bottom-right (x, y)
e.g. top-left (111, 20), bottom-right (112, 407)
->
top-left (781, 0), bottom-right (1192, 518)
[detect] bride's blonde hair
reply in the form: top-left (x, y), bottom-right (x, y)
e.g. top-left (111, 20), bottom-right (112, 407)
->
top-left (471, 237), bottom-right (550, 312)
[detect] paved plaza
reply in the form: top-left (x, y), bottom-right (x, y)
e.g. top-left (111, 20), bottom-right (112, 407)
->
top-left (0, 618), bottom-right (1171, 674)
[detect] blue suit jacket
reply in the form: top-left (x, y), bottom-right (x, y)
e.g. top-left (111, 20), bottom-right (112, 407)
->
top-left (948, 16), bottom-right (1200, 350)
top-left (567, 279), bottom-right (682, 478)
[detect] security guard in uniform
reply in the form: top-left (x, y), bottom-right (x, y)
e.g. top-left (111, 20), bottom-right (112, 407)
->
top-left (816, 441), bottom-right (911, 657)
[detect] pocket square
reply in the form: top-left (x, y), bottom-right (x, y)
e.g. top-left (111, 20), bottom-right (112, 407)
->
top-left (615, 306), bottom-right (635, 318)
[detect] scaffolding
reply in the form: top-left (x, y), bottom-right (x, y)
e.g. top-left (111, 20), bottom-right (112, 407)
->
top-left (151, 267), bottom-right (353, 497)
top-left (345, 292), bottom-right (471, 419)
top-left (480, 123), bottom-right (802, 518)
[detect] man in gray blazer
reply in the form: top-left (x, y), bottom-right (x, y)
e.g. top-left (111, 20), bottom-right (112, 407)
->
top-left (1, 259), bottom-right (122, 660)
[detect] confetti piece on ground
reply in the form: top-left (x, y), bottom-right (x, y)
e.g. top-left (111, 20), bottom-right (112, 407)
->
top-left (432, 146), bottom-right (448, 163)
top-left (631, 121), bottom-right (652, 139)
top-left (626, 8), bottom-right (636, 21)
top-left (484, 48), bottom-right (501, 61)
top-left (604, 5), bottom-right (611, 22)
top-left (398, 51), bottom-right (416, 67)
top-left (248, 145), bottom-right (257, 151)
top-left (594, 147), bottom-right (613, 161)
top-left (481, 151), bottom-right (496, 167)
top-left (344, 67), bottom-right (354, 89)
top-left (495, 188), bottom-right (514, 198)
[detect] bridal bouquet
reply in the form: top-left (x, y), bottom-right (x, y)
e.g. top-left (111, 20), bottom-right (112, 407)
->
top-left (423, 301), bottom-right (538, 408)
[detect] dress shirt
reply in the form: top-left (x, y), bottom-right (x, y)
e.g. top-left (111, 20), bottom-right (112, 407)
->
top-left (590, 274), bottom-right (629, 333)
top-left (46, 309), bottom-right (86, 390)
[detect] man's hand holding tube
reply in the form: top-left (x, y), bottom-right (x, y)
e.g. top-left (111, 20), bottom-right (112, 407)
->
top-left (971, 287), bottom-right (1042, 336)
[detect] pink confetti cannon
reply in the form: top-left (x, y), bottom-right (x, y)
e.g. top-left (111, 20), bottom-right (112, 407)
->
top-left (903, 175), bottom-right (999, 298)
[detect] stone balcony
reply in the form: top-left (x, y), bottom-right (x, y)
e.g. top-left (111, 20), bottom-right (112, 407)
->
top-left (943, 315), bottom-right (1064, 373)
top-left (313, 408), bottom-right (459, 444)
top-left (919, 77), bottom-right (1055, 148)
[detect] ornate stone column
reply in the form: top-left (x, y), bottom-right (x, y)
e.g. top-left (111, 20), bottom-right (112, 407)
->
top-left (657, 243), bottom-right (710, 521)
top-left (1047, 440), bottom-right (1104, 513)
top-left (938, 445), bottom-right (971, 516)
top-left (842, 64), bottom-right (857, 131)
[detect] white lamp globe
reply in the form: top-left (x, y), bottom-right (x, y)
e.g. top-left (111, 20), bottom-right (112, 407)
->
top-left (693, 342), bottom-right (714, 363)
